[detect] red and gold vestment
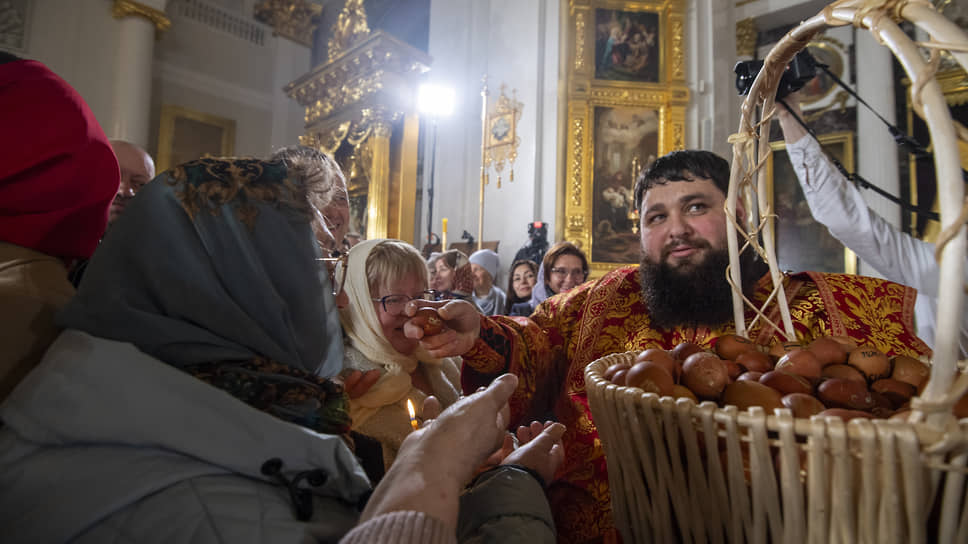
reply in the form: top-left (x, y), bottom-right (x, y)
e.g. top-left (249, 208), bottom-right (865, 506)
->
top-left (461, 266), bottom-right (929, 543)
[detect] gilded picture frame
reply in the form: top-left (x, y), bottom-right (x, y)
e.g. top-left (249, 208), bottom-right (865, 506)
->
top-left (767, 132), bottom-right (857, 275)
top-left (157, 105), bottom-right (236, 173)
top-left (563, 0), bottom-right (688, 278)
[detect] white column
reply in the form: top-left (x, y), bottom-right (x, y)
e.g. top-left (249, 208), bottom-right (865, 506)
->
top-left (110, 0), bottom-right (169, 147)
top-left (855, 30), bottom-right (899, 278)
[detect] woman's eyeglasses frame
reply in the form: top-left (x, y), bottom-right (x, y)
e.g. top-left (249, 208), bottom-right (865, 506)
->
top-left (317, 251), bottom-right (348, 297)
top-left (372, 290), bottom-right (443, 313)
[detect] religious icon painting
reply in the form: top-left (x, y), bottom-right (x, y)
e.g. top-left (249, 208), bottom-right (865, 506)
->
top-left (594, 8), bottom-right (660, 83)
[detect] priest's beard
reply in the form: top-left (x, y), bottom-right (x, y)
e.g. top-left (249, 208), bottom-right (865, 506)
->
top-left (639, 245), bottom-right (766, 329)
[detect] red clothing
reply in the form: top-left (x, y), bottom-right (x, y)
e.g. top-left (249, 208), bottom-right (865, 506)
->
top-left (461, 265), bottom-right (929, 543)
top-left (0, 60), bottom-right (119, 259)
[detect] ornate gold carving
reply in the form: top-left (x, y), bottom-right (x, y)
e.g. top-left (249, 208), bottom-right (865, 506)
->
top-left (112, 0), bottom-right (171, 33)
top-left (563, 1), bottom-right (687, 275)
top-left (670, 16), bottom-right (684, 81)
top-left (735, 18), bottom-right (757, 58)
top-left (571, 118), bottom-right (583, 206)
top-left (575, 12), bottom-right (585, 71)
top-left (568, 215), bottom-right (585, 230)
top-left (287, 32), bottom-right (430, 129)
top-left (328, 0), bottom-right (370, 62)
top-left (254, 0), bottom-right (322, 47)
top-left (484, 84), bottom-right (523, 187)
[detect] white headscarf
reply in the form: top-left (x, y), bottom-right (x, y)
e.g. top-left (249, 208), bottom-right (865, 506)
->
top-left (338, 239), bottom-right (430, 427)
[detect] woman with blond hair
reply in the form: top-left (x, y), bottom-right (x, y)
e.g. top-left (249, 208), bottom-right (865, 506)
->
top-left (339, 239), bottom-right (462, 468)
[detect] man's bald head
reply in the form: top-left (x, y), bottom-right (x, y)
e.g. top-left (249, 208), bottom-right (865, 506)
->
top-left (109, 140), bottom-right (155, 225)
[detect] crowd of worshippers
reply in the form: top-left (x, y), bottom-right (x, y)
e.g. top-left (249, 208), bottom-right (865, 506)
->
top-left (0, 56), bottom-right (933, 544)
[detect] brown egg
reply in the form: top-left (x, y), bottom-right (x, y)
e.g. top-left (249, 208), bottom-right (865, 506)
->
top-left (869, 391), bottom-right (894, 418)
top-left (671, 384), bottom-right (699, 403)
top-left (611, 368), bottom-right (629, 386)
top-left (817, 378), bottom-right (876, 411)
top-left (821, 364), bottom-right (867, 383)
top-left (671, 342), bottom-right (704, 361)
top-left (871, 378), bottom-right (916, 409)
top-left (954, 388), bottom-right (968, 419)
top-left (636, 348), bottom-right (680, 382)
top-left (722, 381), bottom-right (784, 412)
top-left (828, 335), bottom-right (859, 352)
top-left (722, 360), bottom-right (743, 381)
top-left (715, 334), bottom-right (756, 361)
top-left (781, 392), bottom-right (827, 418)
top-left (625, 361), bottom-right (675, 396)
top-left (769, 341), bottom-right (803, 361)
top-left (817, 408), bottom-right (875, 422)
top-left (736, 371), bottom-right (764, 382)
top-left (682, 354), bottom-right (728, 399)
top-left (775, 350), bottom-right (823, 382)
top-left (759, 370), bottom-right (812, 396)
top-left (890, 355), bottom-right (930, 389)
top-left (847, 346), bottom-right (891, 381)
top-left (807, 337), bottom-right (848, 367)
top-left (735, 350), bottom-right (773, 373)
top-left (603, 362), bottom-right (632, 382)
top-left (413, 307), bottom-right (445, 335)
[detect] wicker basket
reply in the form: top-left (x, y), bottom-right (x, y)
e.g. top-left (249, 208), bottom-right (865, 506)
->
top-left (586, 1), bottom-right (968, 542)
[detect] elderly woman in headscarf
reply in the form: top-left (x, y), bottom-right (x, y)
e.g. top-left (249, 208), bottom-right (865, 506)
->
top-left (0, 55), bottom-right (119, 400)
top-left (340, 239), bottom-right (462, 468)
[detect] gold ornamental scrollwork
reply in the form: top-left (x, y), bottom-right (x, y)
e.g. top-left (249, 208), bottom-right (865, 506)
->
top-left (735, 18), bottom-right (757, 57)
top-left (328, 0), bottom-right (371, 62)
top-left (254, 0), bottom-right (322, 47)
top-left (669, 15), bottom-right (684, 82)
top-left (571, 118), bottom-right (583, 206)
top-left (575, 12), bottom-right (586, 71)
top-left (112, 0), bottom-right (171, 33)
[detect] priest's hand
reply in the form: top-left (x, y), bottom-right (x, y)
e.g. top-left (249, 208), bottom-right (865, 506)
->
top-left (403, 299), bottom-right (481, 358)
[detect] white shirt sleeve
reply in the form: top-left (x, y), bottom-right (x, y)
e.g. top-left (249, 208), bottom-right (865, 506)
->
top-left (785, 136), bottom-right (940, 296)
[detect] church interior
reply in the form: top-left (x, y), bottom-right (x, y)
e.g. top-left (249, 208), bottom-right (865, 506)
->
top-left (4, 0), bottom-right (965, 281)
top-left (5, 2), bottom-right (968, 543)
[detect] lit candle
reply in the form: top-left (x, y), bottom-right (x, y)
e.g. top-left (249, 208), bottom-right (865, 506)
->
top-left (407, 398), bottom-right (419, 431)
top-left (441, 218), bottom-right (448, 250)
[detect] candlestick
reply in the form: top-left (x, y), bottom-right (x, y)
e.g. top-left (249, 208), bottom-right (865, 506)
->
top-left (441, 218), bottom-right (448, 250)
top-left (407, 398), bottom-right (419, 431)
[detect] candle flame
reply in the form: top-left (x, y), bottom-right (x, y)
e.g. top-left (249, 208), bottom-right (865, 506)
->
top-left (407, 399), bottom-right (419, 431)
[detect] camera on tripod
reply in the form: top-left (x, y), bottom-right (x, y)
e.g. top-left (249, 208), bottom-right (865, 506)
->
top-left (734, 49), bottom-right (818, 99)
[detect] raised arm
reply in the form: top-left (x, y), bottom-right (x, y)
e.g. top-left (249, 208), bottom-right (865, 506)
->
top-left (776, 97), bottom-right (939, 295)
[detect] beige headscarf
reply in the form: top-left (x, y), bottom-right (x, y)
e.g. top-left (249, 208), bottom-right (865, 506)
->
top-left (338, 239), bottom-right (457, 428)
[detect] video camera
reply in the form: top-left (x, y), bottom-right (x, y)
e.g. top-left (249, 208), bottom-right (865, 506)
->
top-left (734, 49), bottom-right (818, 100)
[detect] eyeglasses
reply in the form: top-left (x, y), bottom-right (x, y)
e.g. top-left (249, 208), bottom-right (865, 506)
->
top-left (372, 290), bottom-right (442, 314)
top-left (317, 250), bottom-right (348, 297)
top-left (550, 267), bottom-right (586, 280)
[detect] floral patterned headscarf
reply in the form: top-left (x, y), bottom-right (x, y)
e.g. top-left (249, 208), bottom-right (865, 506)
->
top-left (60, 157), bottom-right (350, 433)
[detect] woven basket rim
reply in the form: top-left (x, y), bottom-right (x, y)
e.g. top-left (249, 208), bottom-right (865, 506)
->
top-left (585, 352), bottom-right (966, 450)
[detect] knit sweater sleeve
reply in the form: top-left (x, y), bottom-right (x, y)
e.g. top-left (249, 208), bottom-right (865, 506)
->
top-left (340, 511), bottom-right (455, 544)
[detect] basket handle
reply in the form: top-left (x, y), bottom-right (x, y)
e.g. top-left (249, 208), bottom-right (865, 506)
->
top-left (729, 0), bottom-right (968, 427)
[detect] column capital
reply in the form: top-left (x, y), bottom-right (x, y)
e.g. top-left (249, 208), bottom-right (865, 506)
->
top-left (254, 0), bottom-right (322, 47)
top-left (112, 0), bottom-right (171, 33)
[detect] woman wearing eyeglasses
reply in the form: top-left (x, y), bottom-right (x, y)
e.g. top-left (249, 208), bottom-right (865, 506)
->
top-left (339, 239), bottom-right (462, 469)
top-left (510, 242), bottom-right (589, 316)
